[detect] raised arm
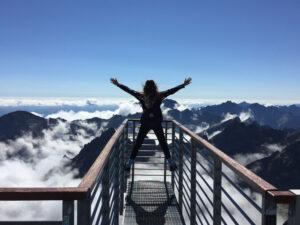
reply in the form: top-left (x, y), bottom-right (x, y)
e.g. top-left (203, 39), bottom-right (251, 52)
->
top-left (110, 78), bottom-right (143, 101)
top-left (160, 77), bottom-right (192, 100)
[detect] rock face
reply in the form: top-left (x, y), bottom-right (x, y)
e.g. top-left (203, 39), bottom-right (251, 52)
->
top-left (162, 99), bottom-right (178, 109)
top-left (205, 118), bottom-right (286, 156)
top-left (71, 128), bottom-right (116, 178)
top-left (247, 133), bottom-right (300, 189)
top-left (0, 111), bottom-right (57, 141)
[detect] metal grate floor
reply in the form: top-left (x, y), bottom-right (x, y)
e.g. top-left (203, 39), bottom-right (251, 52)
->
top-left (123, 180), bottom-right (185, 225)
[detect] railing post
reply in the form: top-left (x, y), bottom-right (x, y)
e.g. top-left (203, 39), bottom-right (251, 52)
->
top-left (120, 124), bottom-right (126, 215)
top-left (213, 157), bottom-right (222, 225)
top-left (124, 122), bottom-right (129, 193)
top-left (164, 121), bottom-right (168, 183)
top-left (114, 140), bottom-right (120, 225)
top-left (190, 139), bottom-right (197, 225)
top-left (77, 195), bottom-right (91, 225)
top-left (262, 192), bottom-right (276, 225)
top-left (101, 158), bottom-right (110, 225)
top-left (288, 190), bottom-right (300, 225)
top-left (178, 129), bottom-right (183, 212)
top-left (132, 120), bottom-right (135, 183)
top-left (63, 200), bottom-right (74, 225)
top-left (171, 122), bottom-right (175, 190)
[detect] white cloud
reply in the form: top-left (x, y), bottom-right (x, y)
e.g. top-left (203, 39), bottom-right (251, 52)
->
top-left (176, 98), bottom-right (300, 106)
top-left (174, 103), bottom-right (191, 111)
top-left (220, 110), bottom-right (254, 124)
top-left (0, 97), bottom-right (131, 107)
top-left (263, 143), bottom-right (285, 153)
top-left (45, 101), bottom-right (142, 121)
top-left (239, 109), bottom-right (254, 122)
top-left (0, 97), bottom-right (299, 108)
top-left (221, 113), bottom-right (238, 123)
top-left (0, 119), bottom-right (108, 220)
top-left (233, 143), bottom-right (284, 166)
top-left (193, 123), bottom-right (210, 134)
top-left (30, 111), bottom-right (44, 117)
top-left (46, 110), bottom-right (113, 121)
top-left (233, 152), bottom-right (269, 166)
top-left (207, 130), bottom-right (222, 140)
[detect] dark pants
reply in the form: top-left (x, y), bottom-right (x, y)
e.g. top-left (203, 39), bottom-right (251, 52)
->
top-left (130, 121), bottom-right (171, 159)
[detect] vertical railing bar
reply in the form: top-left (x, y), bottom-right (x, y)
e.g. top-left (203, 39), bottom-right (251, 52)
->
top-left (179, 128), bottom-right (183, 212)
top-left (114, 138), bottom-right (120, 225)
top-left (124, 121), bottom-right (129, 193)
top-left (132, 120), bottom-right (135, 183)
top-left (120, 124), bottom-right (126, 215)
top-left (78, 195), bottom-right (91, 225)
top-left (63, 200), bottom-right (74, 225)
top-left (262, 193), bottom-right (276, 225)
top-left (164, 121), bottom-right (168, 183)
top-left (213, 157), bottom-right (222, 225)
top-left (190, 139), bottom-right (197, 225)
top-left (171, 121), bottom-right (175, 189)
top-left (101, 158), bottom-right (110, 225)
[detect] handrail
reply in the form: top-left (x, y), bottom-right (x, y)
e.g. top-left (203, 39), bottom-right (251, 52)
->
top-left (0, 187), bottom-right (88, 200)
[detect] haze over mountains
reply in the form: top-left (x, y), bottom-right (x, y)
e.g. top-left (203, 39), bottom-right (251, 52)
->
top-left (0, 99), bottom-right (300, 192)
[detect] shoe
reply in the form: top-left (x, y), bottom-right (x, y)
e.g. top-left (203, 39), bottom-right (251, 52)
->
top-left (169, 162), bottom-right (178, 172)
top-left (124, 162), bottom-right (131, 172)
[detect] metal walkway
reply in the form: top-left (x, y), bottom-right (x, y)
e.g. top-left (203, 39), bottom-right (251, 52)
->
top-left (123, 180), bottom-right (185, 225)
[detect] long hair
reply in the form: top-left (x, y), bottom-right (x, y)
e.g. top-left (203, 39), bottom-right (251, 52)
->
top-left (143, 80), bottom-right (159, 109)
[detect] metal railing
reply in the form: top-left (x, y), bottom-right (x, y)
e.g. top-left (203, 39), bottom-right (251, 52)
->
top-left (0, 119), bottom-right (128, 225)
top-left (170, 120), bottom-right (298, 225)
top-left (0, 118), bottom-right (299, 225)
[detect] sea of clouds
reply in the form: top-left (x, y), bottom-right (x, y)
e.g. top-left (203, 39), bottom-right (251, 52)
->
top-left (0, 119), bottom-right (107, 220)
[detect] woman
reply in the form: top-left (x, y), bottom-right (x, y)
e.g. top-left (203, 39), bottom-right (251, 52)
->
top-left (110, 77), bottom-right (192, 171)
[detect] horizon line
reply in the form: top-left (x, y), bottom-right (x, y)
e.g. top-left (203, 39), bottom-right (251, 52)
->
top-left (0, 97), bottom-right (299, 107)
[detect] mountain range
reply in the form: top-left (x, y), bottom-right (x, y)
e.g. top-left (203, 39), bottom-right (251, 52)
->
top-left (0, 99), bottom-right (299, 190)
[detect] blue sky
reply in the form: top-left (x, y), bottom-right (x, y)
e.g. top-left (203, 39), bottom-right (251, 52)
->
top-left (0, 0), bottom-right (300, 103)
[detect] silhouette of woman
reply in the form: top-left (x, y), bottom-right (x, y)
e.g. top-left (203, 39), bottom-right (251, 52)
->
top-left (110, 77), bottom-right (192, 171)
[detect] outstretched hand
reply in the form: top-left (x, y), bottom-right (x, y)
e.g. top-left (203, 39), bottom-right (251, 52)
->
top-left (184, 77), bottom-right (192, 86)
top-left (110, 78), bottom-right (119, 86)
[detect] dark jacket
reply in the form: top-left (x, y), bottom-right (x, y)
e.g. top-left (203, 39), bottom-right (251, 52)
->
top-left (116, 83), bottom-right (185, 124)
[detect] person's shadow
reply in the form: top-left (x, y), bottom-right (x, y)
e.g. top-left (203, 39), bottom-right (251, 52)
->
top-left (126, 181), bottom-right (178, 225)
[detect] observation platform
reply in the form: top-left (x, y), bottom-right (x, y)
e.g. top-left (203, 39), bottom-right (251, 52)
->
top-left (0, 118), bottom-right (299, 225)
